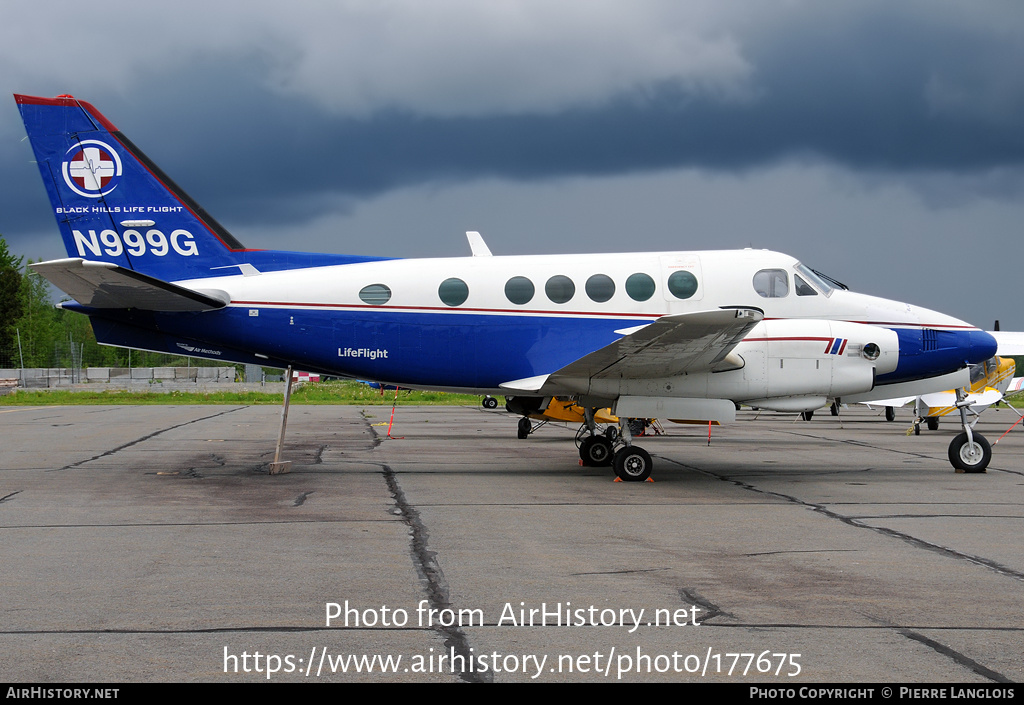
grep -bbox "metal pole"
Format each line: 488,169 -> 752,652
16,329 -> 23,383
269,365 -> 294,475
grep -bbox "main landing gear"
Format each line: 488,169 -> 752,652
948,388 -> 990,473
577,408 -> 653,482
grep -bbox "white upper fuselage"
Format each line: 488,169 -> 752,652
180,248 -> 967,332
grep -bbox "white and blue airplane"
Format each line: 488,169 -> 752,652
15,94 -> 999,479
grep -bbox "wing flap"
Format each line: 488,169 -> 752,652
30,258 -> 229,311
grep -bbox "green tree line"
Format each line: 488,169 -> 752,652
0,235 -> 225,370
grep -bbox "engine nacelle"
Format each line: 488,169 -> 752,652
737,319 -> 899,408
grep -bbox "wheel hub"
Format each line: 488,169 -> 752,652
623,455 -> 646,476
960,443 -> 983,465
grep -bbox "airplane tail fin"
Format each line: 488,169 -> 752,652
15,94 -> 249,282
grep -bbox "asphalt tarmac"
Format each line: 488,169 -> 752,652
1,403 -> 1022,683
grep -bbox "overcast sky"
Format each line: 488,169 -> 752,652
2,1 -> 1022,328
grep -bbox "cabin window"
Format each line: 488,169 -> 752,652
504,276 -> 535,305
794,274 -> 817,296
970,361 -> 988,385
667,270 -> 699,299
753,269 -> 789,298
585,274 -> 615,303
438,278 -> 469,306
625,272 -> 656,301
358,283 -> 392,305
545,275 -> 575,304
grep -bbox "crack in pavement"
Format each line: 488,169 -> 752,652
679,587 -> 733,622
897,627 -> 1012,683
381,463 -> 490,683
660,455 -> 1024,583
53,408 -> 248,471
659,454 -> 1020,681
361,410 -> 488,683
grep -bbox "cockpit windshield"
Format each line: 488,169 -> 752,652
794,263 -> 835,297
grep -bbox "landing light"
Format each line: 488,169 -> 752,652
862,343 -> 880,361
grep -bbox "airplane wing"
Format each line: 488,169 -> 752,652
858,396 -> 915,408
920,388 -> 1005,412
31,258 -> 229,312
990,331 -> 1024,356
502,307 -> 762,393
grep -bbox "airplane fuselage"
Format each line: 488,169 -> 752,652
78,248 -> 993,410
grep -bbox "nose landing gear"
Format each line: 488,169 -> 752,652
949,388 -> 990,473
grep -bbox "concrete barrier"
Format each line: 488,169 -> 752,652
0,367 -> 240,390
86,368 -> 110,382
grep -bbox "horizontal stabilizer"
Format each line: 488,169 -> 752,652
30,258 -> 229,311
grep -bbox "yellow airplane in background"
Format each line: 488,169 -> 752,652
908,356 -> 1015,432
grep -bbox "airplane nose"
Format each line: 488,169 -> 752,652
968,329 -> 998,364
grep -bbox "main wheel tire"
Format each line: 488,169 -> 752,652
482,396 -> 498,409
926,416 -> 939,431
613,446 -> 652,482
579,436 -> 613,466
517,416 -> 531,439
885,406 -> 895,422
830,402 -> 839,416
800,410 -> 814,421
948,432 -> 991,473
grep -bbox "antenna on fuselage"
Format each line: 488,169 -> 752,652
466,231 -> 493,257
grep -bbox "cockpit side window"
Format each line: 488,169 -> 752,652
794,263 -> 834,296
753,269 -> 789,298
794,274 -> 817,296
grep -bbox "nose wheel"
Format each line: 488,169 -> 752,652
948,432 -> 991,473
948,388 -> 990,473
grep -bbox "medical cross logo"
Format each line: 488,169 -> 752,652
62,140 -> 122,198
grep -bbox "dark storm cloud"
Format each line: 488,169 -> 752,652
104,14 -> 1024,211
3,2 -> 1022,251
